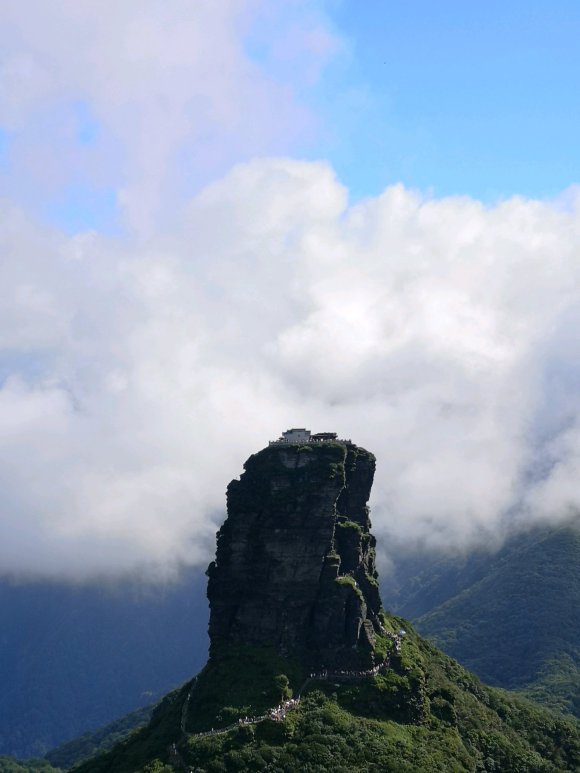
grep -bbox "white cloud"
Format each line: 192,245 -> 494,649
1,3 -> 580,579
0,0 -> 335,232
1,162 -> 580,577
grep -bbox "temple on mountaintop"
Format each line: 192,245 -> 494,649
269,428 -> 351,445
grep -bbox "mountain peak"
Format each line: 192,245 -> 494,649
75,440 -> 580,773
207,441 -> 382,668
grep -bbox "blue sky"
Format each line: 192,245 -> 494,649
0,1 -> 578,234
316,0 -> 580,202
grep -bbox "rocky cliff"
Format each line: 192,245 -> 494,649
206,441 -> 383,668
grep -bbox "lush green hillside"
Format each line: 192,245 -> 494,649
390,522 -> 580,717
0,571 -> 208,758
72,616 -> 580,773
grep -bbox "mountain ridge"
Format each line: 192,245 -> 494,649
390,521 -> 580,717
71,440 -> 580,772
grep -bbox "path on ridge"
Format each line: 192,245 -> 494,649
177,631 -> 404,740
168,632 -> 404,770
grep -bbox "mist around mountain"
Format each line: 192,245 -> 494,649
387,521 -> 580,718
0,571 -> 208,759
5,449 -> 580,771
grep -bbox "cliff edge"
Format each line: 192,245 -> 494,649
207,441 -> 382,667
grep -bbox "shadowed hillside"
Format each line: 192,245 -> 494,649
390,522 -> 580,717
0,571 -> 208,758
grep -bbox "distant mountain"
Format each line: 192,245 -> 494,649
0,758 -> 60,773
45,704 -> 151,770
0,570 -> 209,758
73,442 -> 580,772
388,522 -> 580,717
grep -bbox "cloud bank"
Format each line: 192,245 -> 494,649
2,162 -> 580,577
1,2 -> 580,579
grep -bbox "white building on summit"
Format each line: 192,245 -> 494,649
282,428 -> 311,443
270,429 -> 343,445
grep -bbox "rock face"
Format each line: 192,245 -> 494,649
206,441 -> 384,668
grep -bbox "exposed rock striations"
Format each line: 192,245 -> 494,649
206,441 -> 383,667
